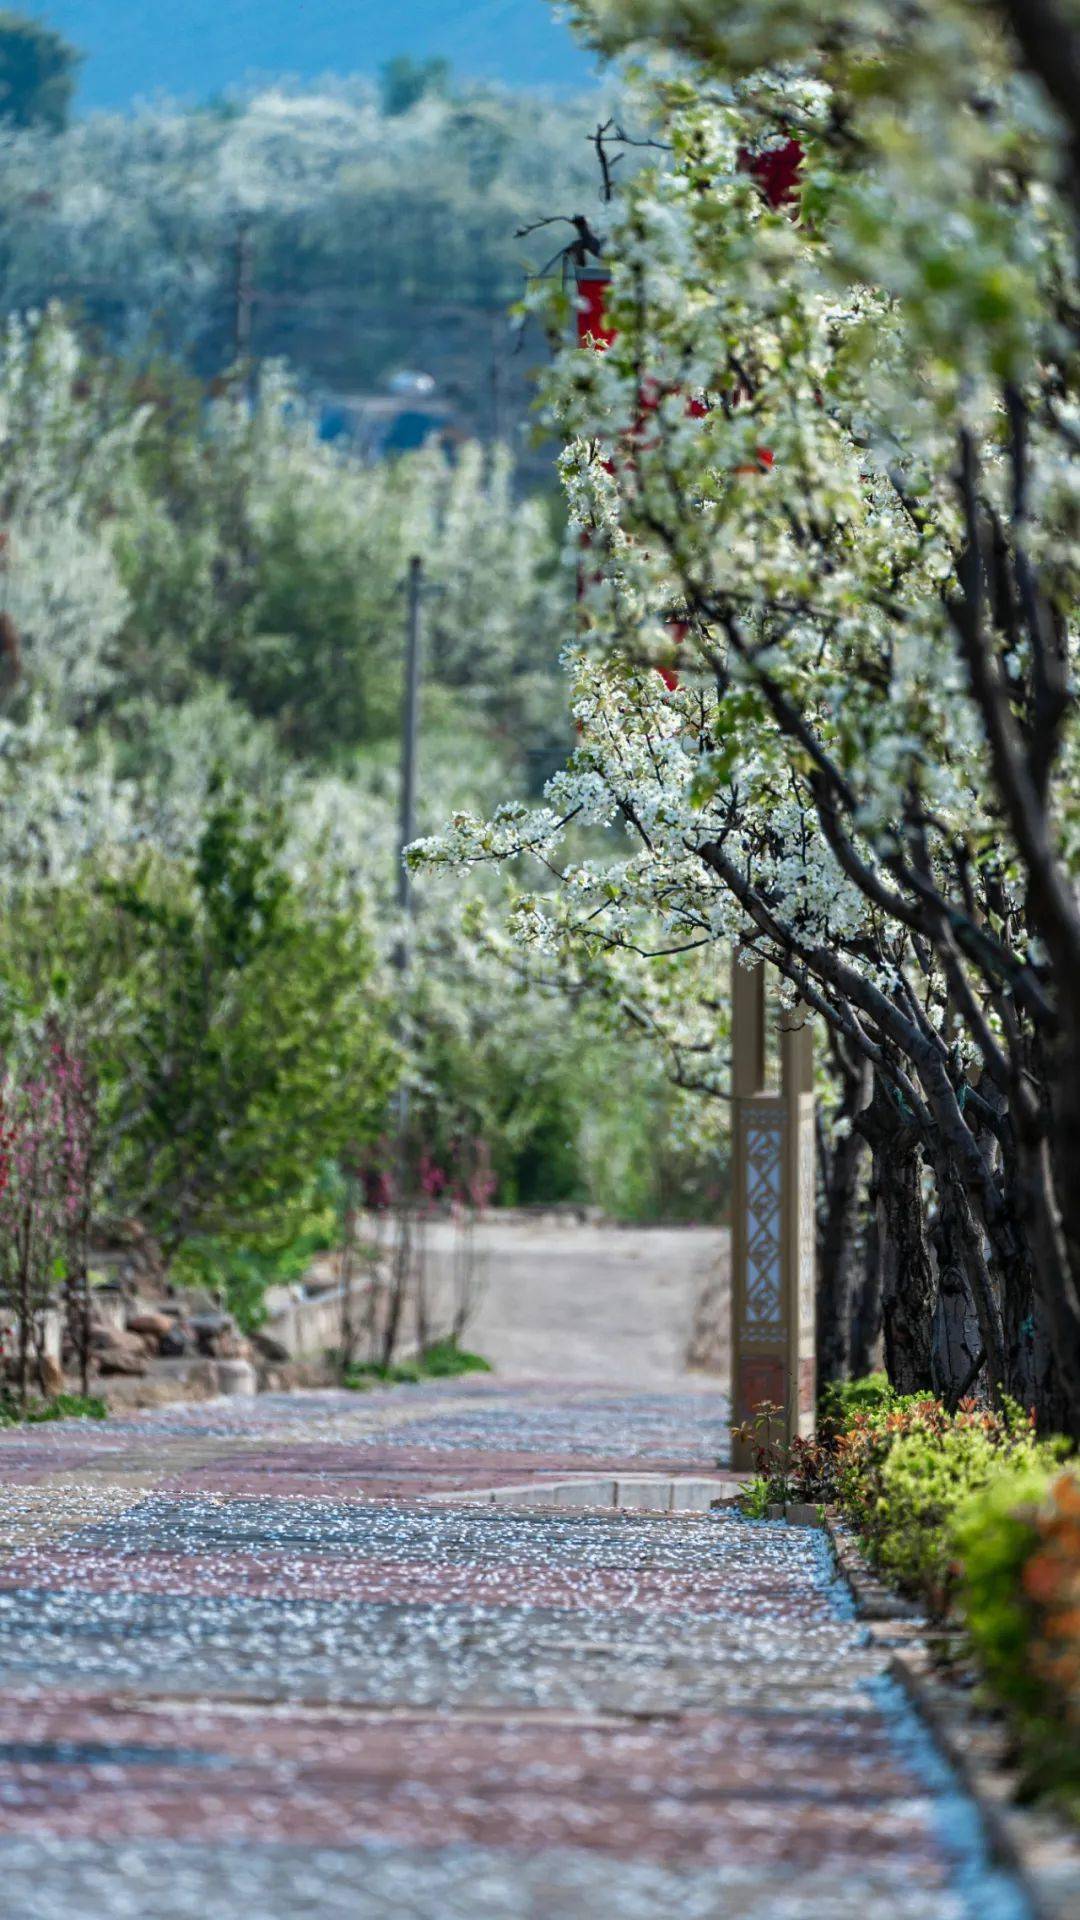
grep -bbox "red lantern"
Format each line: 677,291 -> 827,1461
738,137 -> 803,210
575,261 -> 617,351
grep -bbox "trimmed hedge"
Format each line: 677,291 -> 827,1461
836,1393 -> 1063,1613
956,1465 -> 1080,1812
828,1379 -> 1079,1813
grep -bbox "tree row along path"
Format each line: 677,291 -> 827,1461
0,1375 -> 1031,1919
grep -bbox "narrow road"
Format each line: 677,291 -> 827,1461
0,1376 -> 1028,1918
419,1214 -> 729,1384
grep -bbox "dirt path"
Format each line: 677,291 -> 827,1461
421,1214 -> 729,1386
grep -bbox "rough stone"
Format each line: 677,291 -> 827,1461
252,1329 -> 290,1364
126,1311 -> 173,1341
90,1326 -> 147,1362
95,1347 -> 147,1377
36,1354 -> 64,1397
191,1313 -> 236,1358
214,1358 -> 257,1396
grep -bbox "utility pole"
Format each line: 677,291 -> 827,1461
382,556 -> 424,1369
233,218 -> 255,400
490,311 -> 506,444
397,555 -> 423,948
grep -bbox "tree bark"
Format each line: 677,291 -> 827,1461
849,1182 -> 882,1378
928,1185 -> 983,1406
816,1044 -> 870,1387
1041,1014 -> 1080,1430
857,1081 -> 935,1394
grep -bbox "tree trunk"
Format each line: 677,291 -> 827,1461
849,1185 -> 882,1378
876,1142 -> 936,1393
381,1202 -> 411,1369
857,1079 -> 936,1394
816,1040 -> 871,1388
1039,1012 -> 1080,1434
928,1189 -> 983,1406
817,1117 -> 868,1387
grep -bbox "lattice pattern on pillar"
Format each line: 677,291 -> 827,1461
743,1111 -> 785,1338
798,1102 -> 816,1342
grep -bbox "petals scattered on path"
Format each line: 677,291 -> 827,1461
0,1382 -> 1030,1918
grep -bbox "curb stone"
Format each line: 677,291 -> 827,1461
766,1501 -> 825,1527
824,1507 -> 1080,1920
426,1474 -> 744,1513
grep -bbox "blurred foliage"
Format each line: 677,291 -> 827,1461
408,929 -> 728,1223
0,13 -> 79,133
0,75 -> 608,406
824,1376 -> 1080,1811
96,793 -> 396,1253
0,787 -> 396,1257
0,289 -> 726,1328
836,1393 -> 1063,1612
956,1466 -> 1080,1814
0,1389 -> 106,1424
346,1337 -> 492,1388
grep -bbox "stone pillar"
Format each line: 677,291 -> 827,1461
730,956 -> 816,1469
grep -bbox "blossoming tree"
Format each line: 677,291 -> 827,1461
415,0 -> 1080,1432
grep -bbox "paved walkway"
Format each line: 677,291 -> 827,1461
0,1380 -> 1029,1918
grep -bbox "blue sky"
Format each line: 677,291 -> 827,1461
32,2 -> 594,110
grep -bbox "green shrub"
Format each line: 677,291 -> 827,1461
827,1382 -> 1080,1807
818,1371 -> 897,1436
836,1394 -> 1062,1612
739,1478 -> 774,1520
954,1465 -> 1080,1811
98,793 -> 396,1258
731,1401 -> 838,1508
954,1462 -> 1058,1718
172,1178 -> 343,1332
0,1391 -> 107,1426
345,1338 -> 491,1389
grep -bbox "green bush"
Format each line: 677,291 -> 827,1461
346,1339 -> 491,1389
954,1465 -> 1080,1811
953,1462 -> 1058,1719
826,1379 -> 1080,1808
818,1371 -> 897,1436
0,1391 -> 107,1426
874,1419 -> 1054,1607
837,1393 -> 1061,1611
97,792 -> 396,1257
172,1168 -> 344,1331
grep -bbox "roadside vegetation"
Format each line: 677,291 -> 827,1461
739,1380 -> 1080,1815
345,1338 -> 492,1390
0,1389 -> 106,1425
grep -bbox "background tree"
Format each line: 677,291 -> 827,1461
0,13 -> 79,132
380,55 -> 451,117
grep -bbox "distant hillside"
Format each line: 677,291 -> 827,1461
27,1 -> 595,111
0,78 -> 608,477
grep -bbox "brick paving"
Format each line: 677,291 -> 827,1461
0,1379 -> 1030,1918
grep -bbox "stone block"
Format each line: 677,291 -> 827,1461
553,1479 -> 616,1508
785,1502 -> 823,1528
615,1479 -> 672,1511
668,1479 -> 724,1513
215,1359 -> 257,1397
